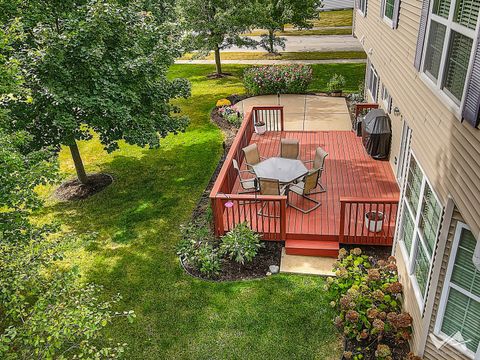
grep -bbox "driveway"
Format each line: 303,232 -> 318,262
225,35 -> 362,52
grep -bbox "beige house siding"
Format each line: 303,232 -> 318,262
423,208 -> 471,360
354,0 -> 480,357
353,0 -> 480,238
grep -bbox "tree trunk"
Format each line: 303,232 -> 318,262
214,45 -> 222,75
268,30 -> 275,54
69,141 -> 89,184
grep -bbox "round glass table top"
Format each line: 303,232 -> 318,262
253,157 -> 308,183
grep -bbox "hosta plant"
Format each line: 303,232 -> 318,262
220,222 -> 263,264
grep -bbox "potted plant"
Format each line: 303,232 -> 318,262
254,120 -> 267,135
365,211 -> 384,233
327,74 -> 346,97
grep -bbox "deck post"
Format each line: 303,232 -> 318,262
214,197 -> 224,236
339,200 -> 346,243
280,108 -> 284,131
280,198 -> 287,241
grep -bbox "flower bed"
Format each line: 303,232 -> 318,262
326,248 -> 420,360
243,65 -> 313,95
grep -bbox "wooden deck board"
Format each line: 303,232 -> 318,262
230,130 -> 400,240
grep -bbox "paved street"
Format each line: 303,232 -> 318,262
321,0 -> 354,10
224,35 -> 361,52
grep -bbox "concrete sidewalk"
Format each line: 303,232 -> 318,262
175,58 -> 366,65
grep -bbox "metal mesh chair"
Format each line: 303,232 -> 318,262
280,138 -> 300,159
304,146 -> 328,193
232,159 -> 257,193
288,169 -> 322,214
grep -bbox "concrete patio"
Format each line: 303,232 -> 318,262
236,94 -> 352,131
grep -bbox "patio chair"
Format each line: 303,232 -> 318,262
288,169 -> 322,214
242,143 -> 265,171
280,138 -> 300,159
257,178 -> 287,217
232,159 -> 257,194
304,146 -> 328,193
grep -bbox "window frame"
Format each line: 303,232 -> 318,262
381,84 -> 392,113
398,151 -> 443,312
434,222 -> 480,359
357,0 -> 367,17
420,0 -> 480,116
381,0 -> 395,26
368,63 -> 379,102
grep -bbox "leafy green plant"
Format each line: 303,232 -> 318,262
327,248 -> 413,360
177,222 -> 222,277
327,73 -> 346,93
218,105 -> 243,127
243,64 -> 313,95
220,222 -> 263,264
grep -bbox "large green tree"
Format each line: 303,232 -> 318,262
177,0 -> 257,76
256,0 -> 322,53
2,0 -> 190,185
0,24 -> 134,359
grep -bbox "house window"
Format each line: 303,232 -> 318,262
435,223 -> 480,358
383,0 -> 395,20
399,152 -> 443,309
381,84 -> 392,113
422,0 -> 480,105
358,0 -> 367,15
368,63 -> 379,102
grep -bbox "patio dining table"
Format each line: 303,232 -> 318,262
252,157 -> 308,184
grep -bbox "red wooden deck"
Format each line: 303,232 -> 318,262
210,106 -> 400,257
232,130 -> 400,240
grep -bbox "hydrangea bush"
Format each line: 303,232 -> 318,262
326,248 -> 414,360
243,65 -> 313,95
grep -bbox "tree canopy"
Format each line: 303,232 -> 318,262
2,0 -> 190,184
0,24 -> 134,358
177,0 -> 257,75
255,0 -> 321,53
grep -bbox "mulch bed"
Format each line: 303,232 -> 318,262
342,336 -> 410,360
54,173 -> 113,201
181,241 -> 283,281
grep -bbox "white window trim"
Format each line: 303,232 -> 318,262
397,151 -> 443,312
368,64 -> 379,102
420,0 -> 480,118
381,0 -> 394,27
396,121 -> 412,184
434,222 -> 480,360
381,84 -> 392,113
357,0 -> 367,17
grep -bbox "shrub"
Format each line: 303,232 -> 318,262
220,222 -> 263,264
243,65 -> 313,96
177,223 -> 222,277
327,73 -> 346,93
327,248 -> 413,359
216,98 -> 231,107
218,105 -> 243,127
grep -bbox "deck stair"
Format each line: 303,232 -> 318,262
285,239 -> 339,258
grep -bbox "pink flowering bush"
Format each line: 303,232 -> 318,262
243,65 -> 313,95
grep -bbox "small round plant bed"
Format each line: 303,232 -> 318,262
180,241 -> 282,282
54,173 -> 113,201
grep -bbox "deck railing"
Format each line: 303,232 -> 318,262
339,197 -> 399,245
252,106 -> 284,132
210,106 -> 286,239
212,194 -> 287,241
354,103 -> 379,118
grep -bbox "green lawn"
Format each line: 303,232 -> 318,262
38,64 -> 365,359
181,51 -> 366,61
244,9 -> 354,36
